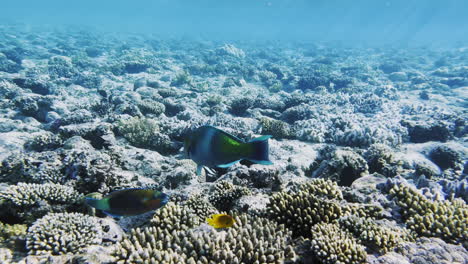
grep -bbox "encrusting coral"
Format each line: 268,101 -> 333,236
26,212 -> 103,255
386,181 -> 468,247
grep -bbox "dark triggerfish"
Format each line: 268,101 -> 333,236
85,188 -> 169,217
184,125 -> 273,175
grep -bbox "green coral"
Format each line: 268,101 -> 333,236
388,182 -> 468,247
339,216 -> 414,254
310,223 -> 367,264
259,117 -> 293,139
26,212 -> 102,255
208,181 -> 251,211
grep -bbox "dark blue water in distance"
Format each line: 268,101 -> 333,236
2,0 -> 468,45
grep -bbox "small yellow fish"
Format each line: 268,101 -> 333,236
206,214 -> 235,228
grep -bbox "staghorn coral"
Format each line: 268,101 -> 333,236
310,222 -> 366,264
338,216 -> 414,254
208,181 -> 251,211
0,183 -> 83,223
114,213 -> 295,264
26,212 -> 103,255
387,181 -> 468,247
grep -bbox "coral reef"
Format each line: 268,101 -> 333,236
208,181 -> 251,211
312,147 -> 368,186
0,182 -> 83,223
310,222 -> 367,264
338,216 -> 414,254
26,212 -> 103,255
385,180 -> 468,247
114,212 -> 295,264
0,24 -> 467,263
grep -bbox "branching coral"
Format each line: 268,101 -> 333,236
387,182 -> 468,247
0,182 -> 83,223
0,182 -> 82,207
150,203 -> 200,233
310,223 -> 366,264
24,132 -> 63,152
183,194 -> 218,220
0,221 -> 27,250
26,212 -> 102,255
339,216 -> 414,254
114,213 -> 295,264
267,179 -> 345,237
208,181 -> 251,211
267,179 -> 384,239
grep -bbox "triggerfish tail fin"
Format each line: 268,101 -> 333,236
85,197 -> 110,211
246,135 -> 273,165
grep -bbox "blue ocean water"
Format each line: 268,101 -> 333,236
1,0 -> 468,44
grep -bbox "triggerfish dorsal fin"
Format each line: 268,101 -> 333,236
246,135 -> 273,165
